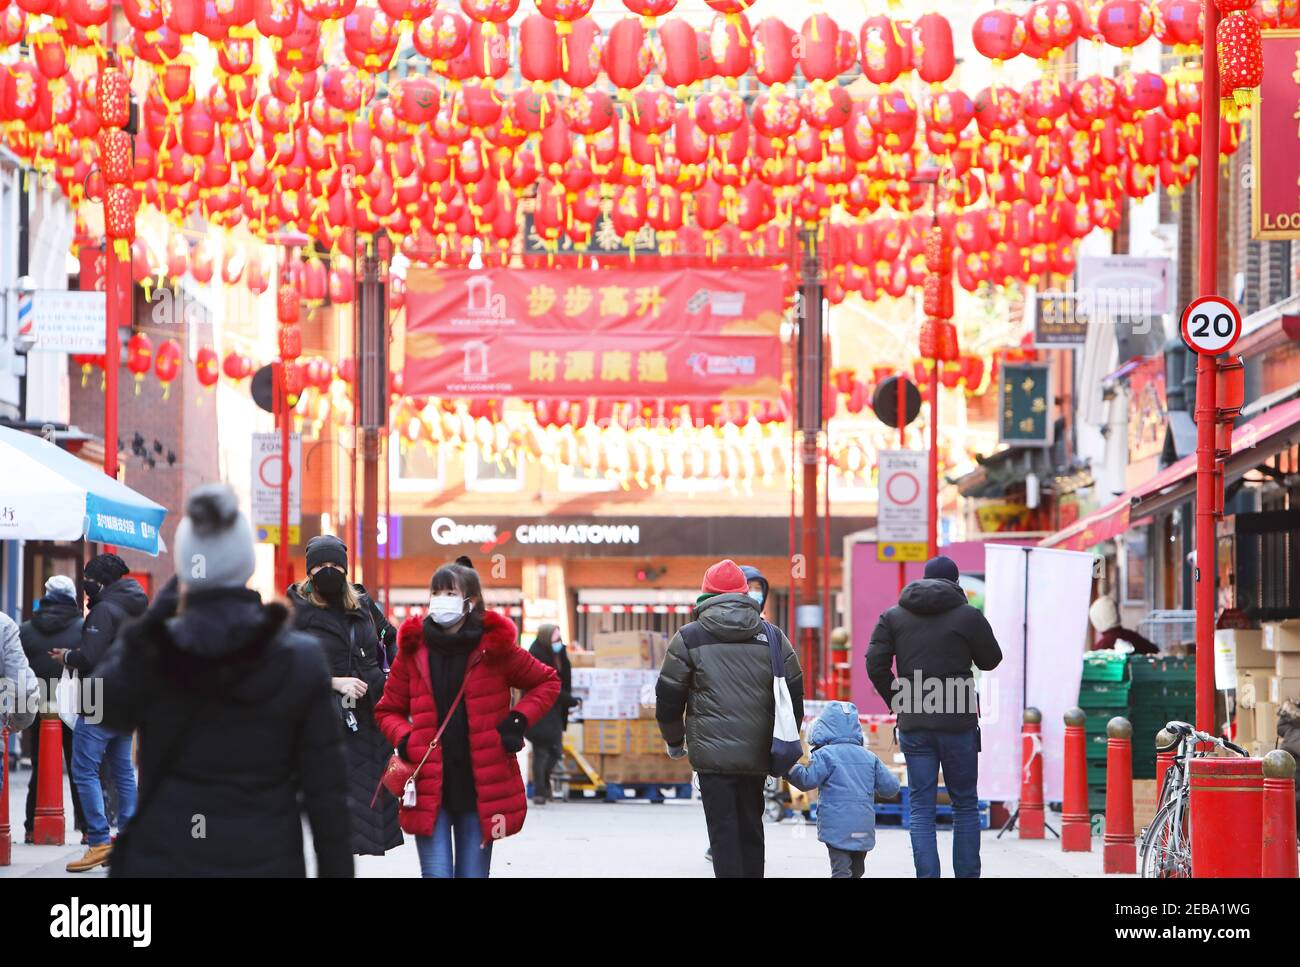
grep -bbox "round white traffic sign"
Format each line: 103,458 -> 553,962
1180,296 -> 1242,355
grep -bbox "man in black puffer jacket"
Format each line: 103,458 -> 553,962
657,559 -> 803,879
20,575 -> 86,841
867,555 -> 1001,880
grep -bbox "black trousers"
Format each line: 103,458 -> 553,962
23,721 -> 85,835
827,846 -> 867,879
531,738 -> 563,799
698,773 -> 766,878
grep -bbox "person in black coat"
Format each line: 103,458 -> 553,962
866,555 -> 1002,880
19,575 -> 86,841
97,485 -> 353,876
288,534 -> 402,856
524,624 -> 579,805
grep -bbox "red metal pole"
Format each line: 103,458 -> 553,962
280,361 -> 292,589
0,727 -> 10,865
32,716 -> 66,844
802,433 -> 819,698
928,363 -> 939,559
1194,0 -> 1222,736
1261,750 -> 1299,878
1103,717 -> 1136,874
1061,708 -> 1092,852
104,248 -> 122,485
1019,708 -> 1045,839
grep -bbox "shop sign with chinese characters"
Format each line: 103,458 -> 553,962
402,268 -> 786,399
998,363 -> 1053,446
1252,31 -> 1300,239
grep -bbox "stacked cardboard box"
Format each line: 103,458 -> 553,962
572,668 -> 658,720
584,706 -> 691,783
1232,625 -> 1298,754
591,630 -> 669,670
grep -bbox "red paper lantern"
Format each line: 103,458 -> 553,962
912,12 -> 956,84
195,346 -> 220,389
155,338 -> 182,399
1097,0 -> 1154,48
222,351 -> 254,381
126,332 -> 154,392
752,17 -> 796,86
1217,11 -> 1263,105
971,8 -> 1025,61
1026,0 -> 1080,51
859,15 -> 905,85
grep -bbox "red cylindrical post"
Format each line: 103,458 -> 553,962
928,364 -> 939,559
1194,0 -> 1221,736
897,376 -> 907,594
1190,756 -> 1264,877
1061,708 -> 1092,852
1261,750 -> 1298,878
32,715 -> 66,845
1155,729 -> 1177,796
0,727 -> 10,865
1019,707 -> 1045,839
1103,717 -> 1136,873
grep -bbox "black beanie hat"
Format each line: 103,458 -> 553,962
923,555 -> 960,582
85,553 -> 129,585
305,534 -> 349,571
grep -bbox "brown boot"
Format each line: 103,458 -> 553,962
66,843 -> 112,873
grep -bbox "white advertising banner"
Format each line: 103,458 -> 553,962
979,544 -> 1095,803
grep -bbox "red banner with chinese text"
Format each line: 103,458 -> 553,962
1254,31 -> 1300,239
402,268 -> 787,400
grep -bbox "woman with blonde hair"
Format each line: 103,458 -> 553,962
288,534 -> 402,857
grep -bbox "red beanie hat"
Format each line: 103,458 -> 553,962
701,559 -> 748,596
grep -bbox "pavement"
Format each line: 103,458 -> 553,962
2,763 -> 1126,878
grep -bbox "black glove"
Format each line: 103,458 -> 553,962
397,735 -> 411,763
497,711 -> 528,753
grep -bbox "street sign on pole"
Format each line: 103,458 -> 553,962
251,432 -> 301,543
878,449 -> 929,562
1180,295 -> 1242,356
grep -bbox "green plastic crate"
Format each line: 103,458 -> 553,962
1085,707 -> 1130,736
1128,655 -> 1195,685
1132,683 -> 1195,703
1087,759 -> 1110,785
1083,651 -> 1129,682
1086,734 -> 1110,760
1088,785 -> 1108,814
1078,681 -> 1131,708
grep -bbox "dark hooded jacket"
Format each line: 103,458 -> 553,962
866,578 -> 1003,732
656,593 -> 803,775
65,577 -> 149,678
95,587 -> 353,876
524,629 -> 578,747
20,594 -> 83,682
287,584 -> 402,856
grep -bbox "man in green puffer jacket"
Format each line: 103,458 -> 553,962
656,559 -> 803,879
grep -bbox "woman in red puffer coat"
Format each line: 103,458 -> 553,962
374,558 -> 559,877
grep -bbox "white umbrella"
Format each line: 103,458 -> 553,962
0,425 -> 167,556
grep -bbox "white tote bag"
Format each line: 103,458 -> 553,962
764,622 -> 803,775
56,667 -> 80,730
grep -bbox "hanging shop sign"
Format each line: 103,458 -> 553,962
1254,31 -> 1300,239
403,268 -> 785,400
1077,256 -> 1174,319
1126,356 -> 1168,464
523,213 -> 658,256
27,290 -> 107,354
998,363 -> 1053,447
1031,291 -> 1090,346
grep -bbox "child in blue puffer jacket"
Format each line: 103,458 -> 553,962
786,701 -> 901,878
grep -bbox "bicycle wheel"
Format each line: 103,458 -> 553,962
1140,796 -> 1191,878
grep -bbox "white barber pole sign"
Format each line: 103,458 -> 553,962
1180,295 -> 1242,356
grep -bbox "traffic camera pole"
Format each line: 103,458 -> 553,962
1195,0 -> 1221,735
897,375 -> 907,593
358,237 -> 388,593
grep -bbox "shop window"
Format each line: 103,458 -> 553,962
557,463 -> 618,493
465,443 -> 524,492
389,433 -> 444,492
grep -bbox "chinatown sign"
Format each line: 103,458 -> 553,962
402,268 -> 785,400
1254,31 -> 1300,239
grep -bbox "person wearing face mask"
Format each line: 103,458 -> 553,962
374,558 -> 560,877
740,565 -> 770,616
524,624 -> 581,805
288,535 -> 402,857
57,553 -> 148,873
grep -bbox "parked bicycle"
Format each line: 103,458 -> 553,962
1138,720 -> 1249,878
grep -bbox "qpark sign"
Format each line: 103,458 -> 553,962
428,516 -> 642,555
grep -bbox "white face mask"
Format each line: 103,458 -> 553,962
429,595 -> 467,627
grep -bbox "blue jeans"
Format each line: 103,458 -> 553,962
72,718 -> 137,847
899,727 -> 981,879
415,809 -> 493,878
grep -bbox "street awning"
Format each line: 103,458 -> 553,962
1041,395 -> 1300,550
0,425 -> 166,555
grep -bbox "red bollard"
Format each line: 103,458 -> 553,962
33,715 -> 66,845
1261,750 -> 1298,878
1019,707 -> 1045,839
1103,717 -> 1136,874
0,726 -> 10,866
1154,729 -> 1176,797
1061,707 -> 1091,852
1190,756 -> 1264,877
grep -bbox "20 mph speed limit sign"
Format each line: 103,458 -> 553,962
1180,296 -> 1243,355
